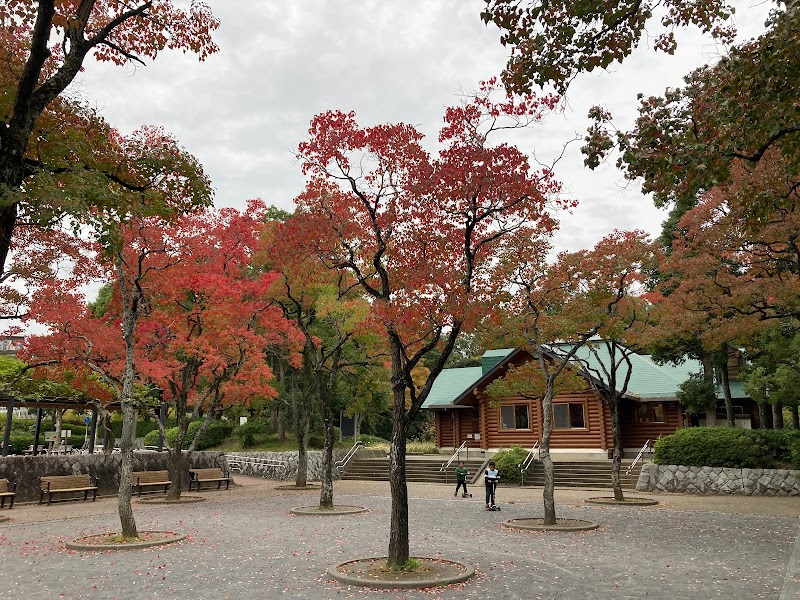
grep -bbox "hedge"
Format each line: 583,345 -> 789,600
654,427 -> 800,469
142,419 -> 234,450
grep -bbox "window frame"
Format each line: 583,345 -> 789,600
499,403 -> 531,431
635,402 -> 666,424
552,400 -> 587,430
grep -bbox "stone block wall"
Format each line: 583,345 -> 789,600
0,451 -> 227,504
228,448 -> 385,481
637,463 -> 800,496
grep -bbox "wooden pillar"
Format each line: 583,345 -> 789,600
2,398 -> 13,456
33,408 -> 43,454
88,406 -> 98,454
476,391 -> 489,450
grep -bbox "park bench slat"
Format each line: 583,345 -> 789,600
0,478 -> 16,509
40,474 -> 98,505
189,467 -> 231,491
132,470 -> 172,496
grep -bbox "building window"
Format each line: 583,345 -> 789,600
500,405 -> 530,430
636,403 -> 666,423
553,402 -> 586,429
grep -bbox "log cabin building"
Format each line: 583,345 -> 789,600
422,347 -> 755,458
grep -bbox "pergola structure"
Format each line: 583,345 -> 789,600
1,395 -> 103,456
2,393 -> 170,457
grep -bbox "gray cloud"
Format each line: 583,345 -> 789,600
72,0 -> 771,250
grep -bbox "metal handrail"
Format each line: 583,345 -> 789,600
225,453 -> 289,473
334,440 -> 363,474
440,440 -> 469,472
625,439 -> 651,476
518,441 -> 540,485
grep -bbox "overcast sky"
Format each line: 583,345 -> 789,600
68,0 -> 771,249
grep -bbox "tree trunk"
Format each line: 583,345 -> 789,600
167,448 -> 185,500
540,387 -> 556,525
270,406 -> 277,434
319,383 -> 335,510
719,361 -> 735,427
609,395 -> 625,502
0,204 -> 17,280
791,405 -> 799,430
759,401 -> 771,429
167,417 -> 186,500
292,374 -> 310,487
53,409 -> 63,454
387,384 -> 410,567
773,401 -> 784,430
116,256 -> 139,538
278,405 -> 286,442
702,354 -> 717,427
118,399 -> 138,537
102,410 -> 115,454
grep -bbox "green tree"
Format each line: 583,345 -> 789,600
0,2 -> 218,283
481,0 -> 739,94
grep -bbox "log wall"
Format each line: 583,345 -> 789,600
620,400 -> 683,448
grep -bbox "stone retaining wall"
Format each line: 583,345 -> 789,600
228,448 -> 385,481
636,463 -> 800,496
0,451 -> 227,504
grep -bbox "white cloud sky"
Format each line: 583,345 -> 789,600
26,0 -> 767,330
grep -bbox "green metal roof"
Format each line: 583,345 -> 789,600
481,348 -> 515,375
422,344 -> 751,408
421,366 -> 483,408
556,343 -> 748,401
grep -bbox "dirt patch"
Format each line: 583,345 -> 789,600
66,530 -> 186,551
290,505 -> 367,515
328,556 -> 475,589
136,495 -> 206,505
586,497 -> 659,506
503,518 -> 599,532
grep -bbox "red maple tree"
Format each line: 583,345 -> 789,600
295,80 -> 570,565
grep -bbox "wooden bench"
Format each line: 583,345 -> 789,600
0,478 -> 16,509
189,468 -> 231,491
40,474 -> 98,505
132,470 -> 171,496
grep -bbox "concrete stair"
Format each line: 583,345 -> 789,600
520,460 -> 643,491
342,455 -> 646,490
341,456 -> 487,484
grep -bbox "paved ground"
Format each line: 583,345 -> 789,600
0,477 -> 798,599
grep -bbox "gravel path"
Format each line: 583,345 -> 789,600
0,478 -> 797,599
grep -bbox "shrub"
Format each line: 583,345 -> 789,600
307,433 -> 325,448
144,426 -> 180,447
136,420 -> 160,438
192,419 -> 234,450
749,428 -> 800,464
6,431 -> 34,454
654,427 -> 778,468
491,445 -> 528,484
10,419 -> 37,432
234,420 -> 268,448
791,438 -> 800,469
143,429 -> 161,447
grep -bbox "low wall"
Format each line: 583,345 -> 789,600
637,463 -> 800,496
229,448 -> 385,481
0,451 -> 227,504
